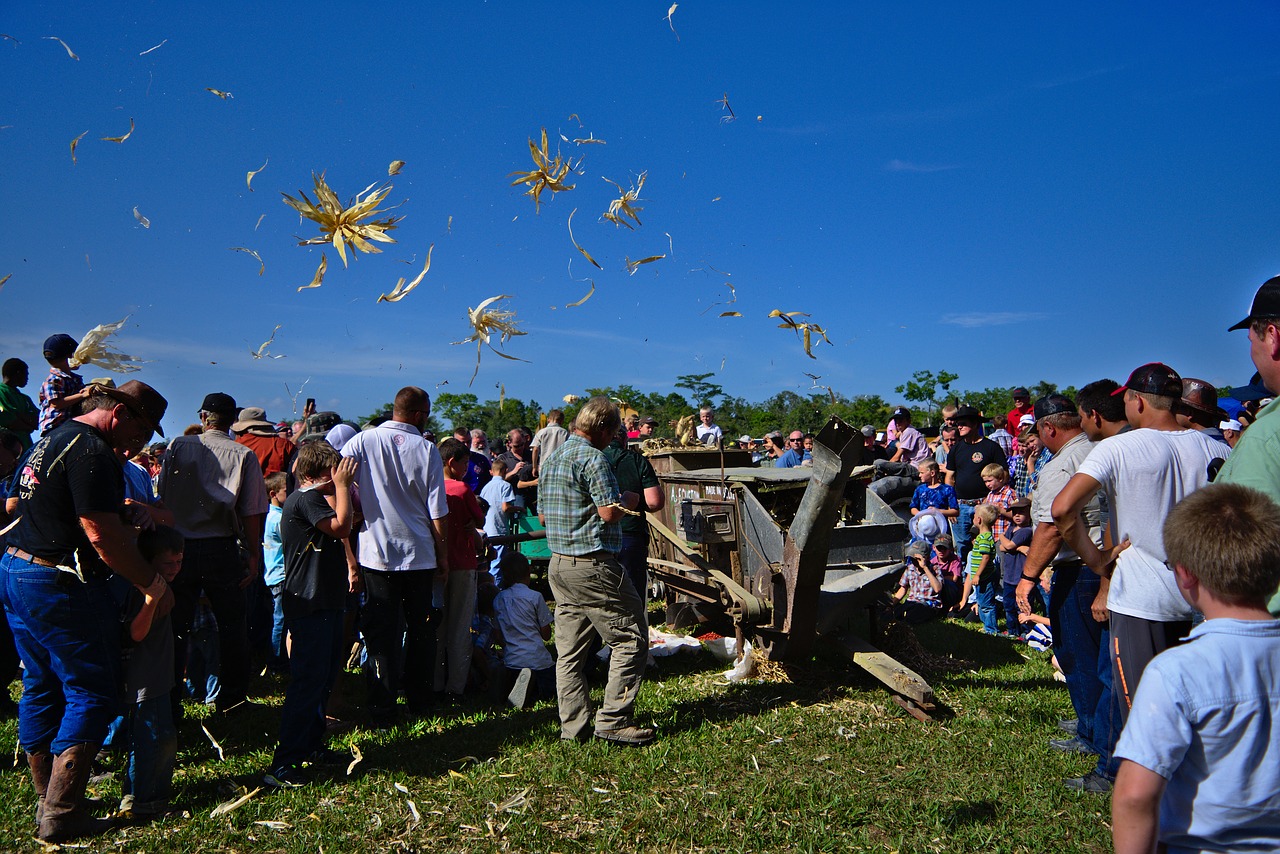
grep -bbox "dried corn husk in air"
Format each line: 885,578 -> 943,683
769,309 -> 832,359
282,172 -> 403,267
452,295 -> 529,385
602,172 -> 645,229
509,128 -> 577,211
378,245 -> 433,303
70,317 -> 145,373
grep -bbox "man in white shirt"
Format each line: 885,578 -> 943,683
341,386 -> 449,726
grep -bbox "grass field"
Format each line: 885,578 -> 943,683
0,616 -> 1115,853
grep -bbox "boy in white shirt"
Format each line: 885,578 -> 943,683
493,552 -> 554,707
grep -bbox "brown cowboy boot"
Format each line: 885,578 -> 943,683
26,751 -> 52,825
37,743 -> 114,843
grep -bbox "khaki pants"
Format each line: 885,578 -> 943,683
548,552 -> 646,739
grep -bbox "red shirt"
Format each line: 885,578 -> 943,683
236,433 -> 296,476
444,478 -> 485,571
1005,404 -> 1033,437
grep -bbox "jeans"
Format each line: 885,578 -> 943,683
974,576 -> 998,634
269,584 -> 287,669
362,569 -> 439,721
952,503 -> 976,563
1,553 -> 121,754
185,609 -> 221,704
170,537 -> 250,711
120,693 -> 177,813
273,608 -> 344,769
547,552 -> 646,739
1048,564 -> 1113,772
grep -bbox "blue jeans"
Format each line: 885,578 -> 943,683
185,611 -> 221,704
269,585 -> 287,669
1048,564 -> 1113,773
273,608 -> 344,769
975,576 -> 998,634
1,553 -> 121,753
952,503 -> 976,563
121,693 -> 177,813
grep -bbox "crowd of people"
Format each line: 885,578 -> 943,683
3,275 -> 1280,851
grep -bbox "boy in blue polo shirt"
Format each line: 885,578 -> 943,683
1112,484 -> 1280,854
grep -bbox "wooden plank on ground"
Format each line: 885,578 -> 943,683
833,634 -> 935,708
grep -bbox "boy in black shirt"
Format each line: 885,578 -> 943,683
263,443 -> 356,789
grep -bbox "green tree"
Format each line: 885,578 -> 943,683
674,373 -> 723,408
894,370 -> 959,423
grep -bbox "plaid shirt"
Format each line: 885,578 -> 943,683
37,368 -> 84,435
900,560 -> 941,607
538,433 -> 622,555
984,484 -> 1017,539
1011,449 -> 1053,497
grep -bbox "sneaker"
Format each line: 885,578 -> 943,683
594,724 -> 656,746
263,765 -> 309,789
507,668 -> 533,709
1057,718 -> 1078,735
1064,770 -> 1112,793
1050,737 -> 1096,755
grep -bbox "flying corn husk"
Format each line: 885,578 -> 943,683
44,36 -> 78,60
717,92 -> 735,123
133,206 -> 150,228
298,254 -> 328,292
566,280 -> 595,308
205,87 -> 233,99
139,39 -> 167,56
799,322 -> 832,359
665,4 -> 680,40
509,128 -> 577,211
573,134 -> 606,145
447,215 -> 453,233
70,318 -> 144,373
719,311 -> 741,317
0,273 -> 11,291
70,131 -> 88,164
770,310 -> 830,359
602,172 -> 645,229
567,209 -> 602,270
246,158 -> 267,192
254,214 -> 266,230
498,383 -> 506,411
282,172 -> 403,267
251,325 -> 284,359
378,245 -> 433,303
230,247 -> 264,276
563,394 -> 580,405
101,118 -> 135,143
210,786 -> 260,817
452,295 -> 529,385
624,254 -> 664,275
388,160 -> 405,176
1,34 -> 19,45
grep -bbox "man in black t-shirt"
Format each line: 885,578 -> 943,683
946,405 -> 1007,561
3,380 -> 168,843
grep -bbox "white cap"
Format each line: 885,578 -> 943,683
1220,419 -> 1243,432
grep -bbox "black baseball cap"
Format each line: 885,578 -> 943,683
639,416 -> 658,425
1011,387 -> 1030,399
891,406 -> 911,421
1112,363 -> 1182,398
1228,275 -> 1280,332
1033,394 -> 1076,422
42,333 -> 78,359
200,392 -> 237,413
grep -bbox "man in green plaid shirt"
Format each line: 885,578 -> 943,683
538,396 -> 652,746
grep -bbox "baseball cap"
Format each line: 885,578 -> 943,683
42,333 -> 78,360
860,425 -> 876,438
891,406 -> 911,421
904,540 -> 931,561
1018,413 -> 1036,428
1009,495 -> 1031,512
739,434 -> 752,442
1228,274 -> 1280,332
200,392 -> 237,413
1011,387 -> 1030,399
1220,419 -> 1243,431
1112,363 -> 1182,398
639,416 -> 658,426
1033,394 -> 1076,421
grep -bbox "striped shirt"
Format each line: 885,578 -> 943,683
538,433 -> 622,555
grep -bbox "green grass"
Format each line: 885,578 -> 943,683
0,618 -> 1114,853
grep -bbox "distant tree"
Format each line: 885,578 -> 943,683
894,370 -> 959,423
434,391 -> 540,440
674,373 -> 723,408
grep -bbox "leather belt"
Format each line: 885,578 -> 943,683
958,498 -> 982,506
5,546 -> 65,568
552,551 -> 613,563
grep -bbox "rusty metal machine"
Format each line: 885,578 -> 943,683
644,416 -> 936,718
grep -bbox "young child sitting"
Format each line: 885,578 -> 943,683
998,496 -> 1034,638
1112,484 -> 1280,854
909,460 -> 958,520
931,533 -> 963,609
114,525 -> 185,820
262,471 -> 289,672
888,540 -> 944,624
493,551 -> 555,708
264,442 -> 356,789
959,503 -> 1000,634
35,333 -> 90,436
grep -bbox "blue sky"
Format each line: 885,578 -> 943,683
2,2 -> 1278,435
